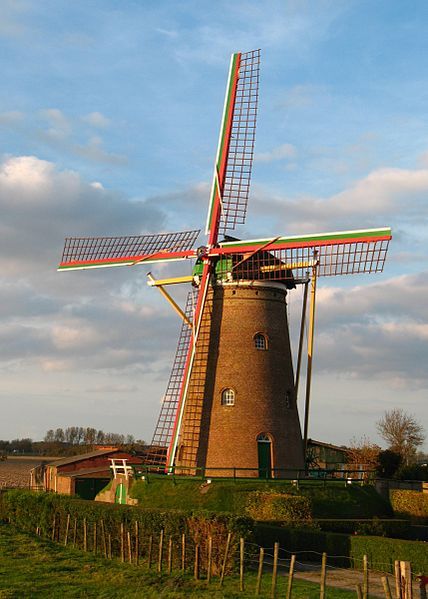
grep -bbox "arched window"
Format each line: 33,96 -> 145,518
221,388 -> 235,406
254,332 -> 267,350
257,433 -> 271,442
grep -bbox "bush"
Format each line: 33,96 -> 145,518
396,464 -> 428,482
0,490 -> 254,574
390,489 -> 428,523
245,491 -> 312,524
376,450 -> 402,478
350,535 -> 428,572
314,518 -> 410,538
255,522 -> 428,572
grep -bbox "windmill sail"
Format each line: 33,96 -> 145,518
58,230 -> 200,271
214,227 -> 391,280
206,49 -> 261,242
219,49 -> 260,234
146,291 -> 197,466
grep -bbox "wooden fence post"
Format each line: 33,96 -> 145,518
93,521 -> 97,555
148,535 -> 153,569
256,547 -> 264,596
363,554 -> 369,599
83,517 -> 87,551
64,514 -> 70,547
108,533 -> 112,560
72,517 -> 77,548
271,542 -> 279,599
320,552 -> 327,599
157,529 -> 164,573
51,514 -> 56,542
395,561 -> 402,599
100,519 -> 107,558
356,583 -> 363,599
239,537 -> 245,592
286,555 -> 296,599
181,533 -> 186,572
167,537 -> 173,575
400,561 -> 412,599
134,521 -> 139,566
382,576 -> 393,599
120,523 -> 125,562
219,532 -> 232,587
207,536 -> 213,583
194,544 -> 200,581
127,531 -> 132,564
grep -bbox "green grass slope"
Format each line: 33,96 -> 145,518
130,478 -> 391,519
0,524 -> 358,598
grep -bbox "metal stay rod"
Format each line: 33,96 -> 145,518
147,273 -> 192,328
303,256 -> 318,466
295,277 -> 309,399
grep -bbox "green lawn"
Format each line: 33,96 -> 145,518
0,524 -> 357,599
131,477 -> 391,518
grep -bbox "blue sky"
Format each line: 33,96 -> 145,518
0,0 -> 427,451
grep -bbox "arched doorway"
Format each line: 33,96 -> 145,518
257,433 -> 273,479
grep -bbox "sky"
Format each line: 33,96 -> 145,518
0,0 -> 427,451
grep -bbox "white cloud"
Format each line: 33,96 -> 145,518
74,136 -> 127,165
256,143 -> 297,163
0,110 -> 25,125
39,108 -> 71,139
81,112 -> 110,129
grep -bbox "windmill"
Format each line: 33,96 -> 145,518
59,50 -> 391,477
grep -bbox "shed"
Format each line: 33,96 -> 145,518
40,448 -> 140,499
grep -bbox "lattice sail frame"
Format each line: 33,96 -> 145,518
59,230 -> 200,270
219,49 -> 260,234
146,291 -> 196,465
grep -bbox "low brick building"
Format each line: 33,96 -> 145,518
38,448 -> 140,499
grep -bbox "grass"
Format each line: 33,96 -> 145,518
0,523 -> 358,598
130,477 -> 391,519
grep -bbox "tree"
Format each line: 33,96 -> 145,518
376,408 -> 425,465
376,449 -> 402,478
347,436 -> 381,480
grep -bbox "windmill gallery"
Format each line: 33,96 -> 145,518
58,50 -> 391,478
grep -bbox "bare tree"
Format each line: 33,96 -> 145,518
376,409 -> 425,465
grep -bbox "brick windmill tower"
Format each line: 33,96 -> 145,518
59,50 -> 391,477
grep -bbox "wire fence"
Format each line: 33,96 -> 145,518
26,514 -> 420,599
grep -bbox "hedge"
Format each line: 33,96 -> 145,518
390,490 -> 428,523
314,518 -> 410,538
0,490 -> 254,573
244,491 -> 312,524
255,523 -> 428,572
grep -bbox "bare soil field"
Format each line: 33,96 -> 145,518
0,456 -> 57,489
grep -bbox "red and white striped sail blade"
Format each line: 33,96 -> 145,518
212,227 -> 392,279
205,49 -> 260,245
146,291 -> 196,466
58,230 -> 200,271
165,259 -> 212,470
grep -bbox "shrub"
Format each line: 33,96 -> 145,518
314,518 -> 409,538
390,490 -> 428,523
0,490 -> 254,574
254,522 -> 428,572
245,491 -> 312,524
350,535 -> 428,572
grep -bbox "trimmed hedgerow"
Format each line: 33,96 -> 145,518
314,518 -> 410,538
390,489 -> 428,523
254,523 -> 428,572
350,535 -> 428,572
245,491 -> 312,524
0,490 -> 254,573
